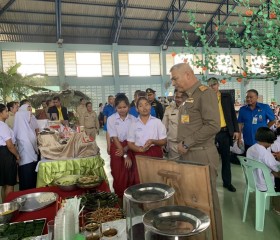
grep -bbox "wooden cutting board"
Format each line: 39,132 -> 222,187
136,156 -> 215,240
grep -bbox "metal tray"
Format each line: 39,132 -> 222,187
143,205 -> 210,237
124,183 -> 175,203
14,192 -> 58,212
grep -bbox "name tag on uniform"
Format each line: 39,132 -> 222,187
252,117 -> 258,124
181,114 -> 190,124
185,98 -> 194,103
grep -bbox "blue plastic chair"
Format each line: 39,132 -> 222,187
238,156 -> 280,231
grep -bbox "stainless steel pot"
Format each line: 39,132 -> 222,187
124,183 -> 175,240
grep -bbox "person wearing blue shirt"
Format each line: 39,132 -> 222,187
103,95 -> 116,131
103,95 -> 116,154
238,89 -> 275,153
129,91 -> 156,117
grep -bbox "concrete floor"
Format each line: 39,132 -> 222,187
96,130 -> 280,240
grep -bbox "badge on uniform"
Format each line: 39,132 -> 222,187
185,98 -> 194,103
252,117 -> 258,124
181,114 -> 190,124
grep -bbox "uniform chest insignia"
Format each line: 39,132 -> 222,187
199,85 -> 208,92
185,98 -> 194,103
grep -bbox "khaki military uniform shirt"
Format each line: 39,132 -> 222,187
80,110 -> 99,130
76,105 -> 86,123
6,112 -> 15,129
162,102 -> 181,160
178,82 -> 220,149
162,102 -> 179,142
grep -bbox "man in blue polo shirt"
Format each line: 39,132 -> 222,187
238,89 -> 275,153
103,95 -> 116,154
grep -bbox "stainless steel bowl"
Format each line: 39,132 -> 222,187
0,202 -> 20,224
54,175 -> 79,192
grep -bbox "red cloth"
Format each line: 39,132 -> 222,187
129,145 -> 163,185
110,141 -> 133,198
5,181 -> 110,234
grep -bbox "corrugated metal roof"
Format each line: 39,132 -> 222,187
0,0 -> 266,46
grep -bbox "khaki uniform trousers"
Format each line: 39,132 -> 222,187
85,128 -> 97,140
167,140 -> 180,161
181,145 -> 223,240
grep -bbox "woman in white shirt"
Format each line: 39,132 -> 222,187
107,94 -> 136,199
127,97 -> 167,184
14,104 -> 38,190
0,104 -> 20,201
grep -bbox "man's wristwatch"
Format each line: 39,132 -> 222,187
182,142 -> 188,150
123,154 -> 128,158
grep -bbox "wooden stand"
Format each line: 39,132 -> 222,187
136,156 -> 216,240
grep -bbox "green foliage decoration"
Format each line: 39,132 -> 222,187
179,0 -> 280,84
0,63 -> 49,104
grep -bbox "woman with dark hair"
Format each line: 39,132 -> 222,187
0,104 -> 20,201
107,94 -> 136,200
127,97 -> 167,184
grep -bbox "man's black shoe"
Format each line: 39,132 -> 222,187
223,184 -> 236,192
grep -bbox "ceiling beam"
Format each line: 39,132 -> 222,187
0,0 -> 16,16
0,20 -> 190,32
6,9 -> 245,25
194,0 -> 229,46
154,0 -> 188,46
206,0 -> 238,45
32,0 -> 261,10
110,0 -> 129,43
55,0 -> 62,41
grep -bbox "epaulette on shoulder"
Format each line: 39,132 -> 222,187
199,85 -> 209,92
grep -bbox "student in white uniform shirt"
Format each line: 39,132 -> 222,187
107,94 -> 136,199
127,96 -> 167,184
14,104 -> 39,190
246,127 -> 280,212
247,127 -> 280,190
0,104 -> 20,201
271,127 -> 280,153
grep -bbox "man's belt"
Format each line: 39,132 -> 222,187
189,146 -> 208,151
220,126 -> 228,132
86,127 -> 96,129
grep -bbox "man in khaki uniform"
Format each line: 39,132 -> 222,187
76,98 -> 87,124
80,102 -> 99,139
170,63 -> 222,240
162,89 -> 187,160
6,101 -> 19,129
